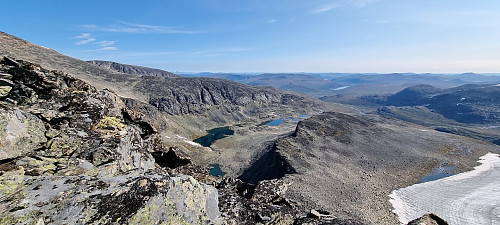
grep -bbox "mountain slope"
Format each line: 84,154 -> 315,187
240,112 -> 499,224
88,60 -> 181,78
384,84 -> 500,124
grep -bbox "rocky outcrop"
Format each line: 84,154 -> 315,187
0,57 -> 221,224
87,60 -> 181,78
407,214 -> 448,225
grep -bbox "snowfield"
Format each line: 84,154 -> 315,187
389,153 -> 500,224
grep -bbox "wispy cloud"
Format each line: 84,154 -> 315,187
268,19 -> 278,23
73,33 -> 118,50
76,38 -> 96,45
95,40 -> 117,47
74,33 -> 92,39
74,33 -> 96,45
80,21 -> 199,34
311,3 -> 340,14
97,47 -> 118,51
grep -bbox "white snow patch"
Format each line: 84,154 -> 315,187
389,153 -> 500,225
332,86 -> 350,91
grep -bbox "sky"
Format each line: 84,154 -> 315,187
1,0 -> 500,73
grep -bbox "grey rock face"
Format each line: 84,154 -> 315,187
0,108 -> 46,160
407,213 -> 448,225
87,60 -> 181,78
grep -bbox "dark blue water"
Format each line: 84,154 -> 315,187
193,127 -> 234,147
265,118 -> 283,126
417,166 -> 456,183
299,115 -> 308,117
209,164 -> 226,176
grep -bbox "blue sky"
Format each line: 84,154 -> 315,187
1,0 -> 500,73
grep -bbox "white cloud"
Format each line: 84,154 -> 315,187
80,21 -> 199,34
97,47 -> 118,51
95,40 -> 117,47
74,33 -> 91,39
311,3 -> 340,14
76,38 -> 96,45
74,33 -> 96,45
268,19 -> 278,23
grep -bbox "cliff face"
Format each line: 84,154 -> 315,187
139,75 -> 320,116
87,60 -> 181,78
0,57 -> 221,224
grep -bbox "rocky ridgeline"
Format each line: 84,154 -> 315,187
0,57 -> 220,224
87,60 -> 181,78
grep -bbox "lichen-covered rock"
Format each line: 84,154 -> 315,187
0,170 -> 220,224
0,57 -> 222,225
0,108 -> 46,160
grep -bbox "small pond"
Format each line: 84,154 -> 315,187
264,118 -> 283,126
193,126 -> 234,147
209,164 -> 226,176
417,166 -> 456,183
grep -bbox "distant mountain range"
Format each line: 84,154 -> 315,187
181,72 -> 500,98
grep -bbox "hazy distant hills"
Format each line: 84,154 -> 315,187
182,72 -> 500,98
88,60 -> 181,78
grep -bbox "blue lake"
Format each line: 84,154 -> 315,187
417,166 -> 456,183
264,118 -> 283,126
193,127 -> 234,147
209,164 -> 226,176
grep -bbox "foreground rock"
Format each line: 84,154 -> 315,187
407,214 -> 448,225
0,57 -> 221,224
